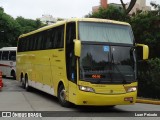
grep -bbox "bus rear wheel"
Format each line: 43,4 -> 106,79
21,76 -> 25,89
25,75 -> 31,91
58,84 -> 71,107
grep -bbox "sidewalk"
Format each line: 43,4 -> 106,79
136,99 -> 160,105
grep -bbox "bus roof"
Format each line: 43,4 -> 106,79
19,18 -> 130,38
0,47 -> 17,51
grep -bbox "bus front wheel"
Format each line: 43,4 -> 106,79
58,84 -> 71,107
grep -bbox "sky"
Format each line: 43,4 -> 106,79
0,0 -> 159,20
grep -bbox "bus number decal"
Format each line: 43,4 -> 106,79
92,74 -> 101,79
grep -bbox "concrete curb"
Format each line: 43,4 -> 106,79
136,99 -> 160,105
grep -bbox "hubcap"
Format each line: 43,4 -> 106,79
60,89 -> 66,102
25,80 -> 28,88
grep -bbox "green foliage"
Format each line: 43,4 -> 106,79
0,7 -> 44,47
16,17 -> 43,34
138,58 -> 160,99
87,5 -> 129,21
0,8 -> 21,47
130,11 -> 160,58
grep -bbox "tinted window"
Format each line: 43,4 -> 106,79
21,38 -> 26,52
18,24 -> 65,52
54,25 -> 64,48
28,36 -> 33,51
37,33 -> 43,50
50,29 -> 56,48
2,51 -> 9,60
0,51 -> 2,60
18,38 -> 25,52
32,35 -> 36,51
66,22 -> 76,82
9,51 -> 16,61
23,38 -> 27,51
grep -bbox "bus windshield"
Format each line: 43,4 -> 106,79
79,22 -> 134,44
79,22 -> 136,84
80,44 -> 136,84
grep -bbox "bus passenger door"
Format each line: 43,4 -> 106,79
66,22 -> 77,103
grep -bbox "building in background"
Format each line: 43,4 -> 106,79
126,0 -> 151,14
92,0 -> 108,13
39,15 -> 57,25
92,0 -> 151,14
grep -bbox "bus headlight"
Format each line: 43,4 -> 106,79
126,87 -> 137,92
79,85 -> 95,92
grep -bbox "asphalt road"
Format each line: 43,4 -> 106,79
0,78 -> 159,120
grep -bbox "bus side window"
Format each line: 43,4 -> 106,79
2,51 -> 9,60
23,38 -> 27,52
37,33 -> 43,50
41,31 -> 46,50
32,35 -> 36,51
0,51 -> 2,60
9,51 -> 16,61
18,38 -> 25,52
21,38 -> 26,52
18,38 -> 22,52
33,34 -> 38,50
45,30 -> 52,49
58,25 -> 64,48
29,36 -> 33,51
66,22 -> 76,82
55,25 -> 64,48
26,37 -> 30,51
50,28 -> 55,49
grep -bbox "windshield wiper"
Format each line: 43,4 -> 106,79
111,54 -> 127,84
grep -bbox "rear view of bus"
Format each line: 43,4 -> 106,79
0,47 -> 17,79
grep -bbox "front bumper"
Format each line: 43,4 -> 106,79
74,90 -> 137,106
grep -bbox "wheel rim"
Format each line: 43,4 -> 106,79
21,77 -> 24,86
25,80 -> 28,88
60,89 -> 66,103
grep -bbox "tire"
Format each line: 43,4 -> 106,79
25,75 -> 31,91
21,76 -> 25,89
11,71 -> 16,80
58,84 -> 71,107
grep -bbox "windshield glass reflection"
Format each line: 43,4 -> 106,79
80,44 -> 136,84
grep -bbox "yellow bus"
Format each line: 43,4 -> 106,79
16,18 -> 149,107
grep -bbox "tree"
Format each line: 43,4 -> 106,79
130,3 -> 160,99
120,0 -> 137,14
86,5 -> 128,21
16,16 -> 44,34
129,8 -> 160,58
0,7 -> 44,47
0,7 -> 21,47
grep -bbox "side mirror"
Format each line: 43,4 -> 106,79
74,39 -> 81,57
136,44 -> 149,60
